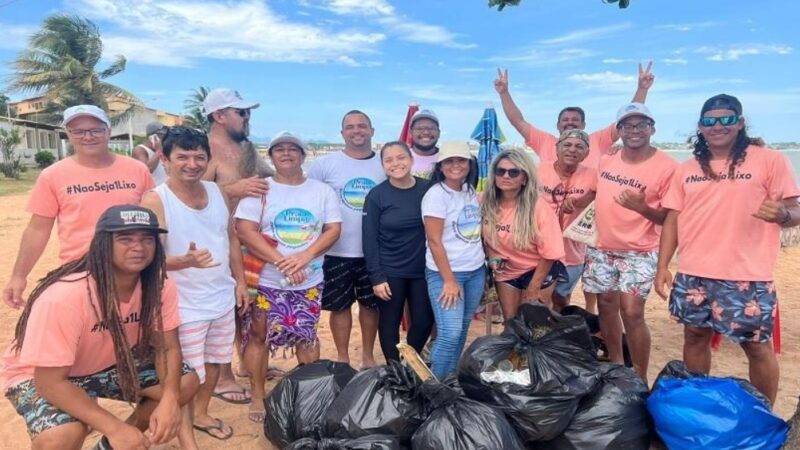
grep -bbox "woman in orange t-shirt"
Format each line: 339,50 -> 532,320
481,149 -> 565,320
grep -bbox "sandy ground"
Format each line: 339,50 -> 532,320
0,191 -> 797,449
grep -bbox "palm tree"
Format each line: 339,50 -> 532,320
7,14 -> 140,125
183,86 -> 211,132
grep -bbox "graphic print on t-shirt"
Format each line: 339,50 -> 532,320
453,204 -> 481,243
272,208 -> 320,248
340,177 -> 376,211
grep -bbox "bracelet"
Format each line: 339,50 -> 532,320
780,209 -> 792,225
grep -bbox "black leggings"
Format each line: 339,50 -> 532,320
377,276 -> 434,361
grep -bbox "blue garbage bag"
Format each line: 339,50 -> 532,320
648,361 -> 788,450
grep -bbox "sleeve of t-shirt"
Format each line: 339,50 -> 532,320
159,279 -> 180,332
591,123 -> 618,154
767,152 -> 800,200
421,185 -> 447,219
535,202 -> 566,261
306,158 -> 325,182
525,125 -> 557,160
656,157 -> 679,203
661,165 -> 685,212
18,291 -> 82,368
586,167 -> 598,192
322,184 -> 343,224
234,195 -> 264,224
140,165 -> 156,192
26,167 -> 60,218
362,188 -> 386,285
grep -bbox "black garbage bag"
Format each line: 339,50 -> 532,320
458,303 -> 600,443
286,434 -> 402,450
537,364 -> 651,450
324,360 -> 427,443
264,360 -> 357,448
411,377 -> 525,450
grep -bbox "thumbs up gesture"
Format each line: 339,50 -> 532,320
183,241 -> 221,269
752,192 -> 789,224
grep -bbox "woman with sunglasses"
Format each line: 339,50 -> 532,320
537,129 -> 598,312
654,94 -> 800,405
362,141 -> 434,362
481,148 -> 565,319
421,141 -> 483,378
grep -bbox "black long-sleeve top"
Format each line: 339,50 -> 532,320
362,177 -> 429,285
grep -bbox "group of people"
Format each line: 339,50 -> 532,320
0,60 -> 797,449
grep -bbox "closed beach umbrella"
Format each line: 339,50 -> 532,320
471,106 -> 505,192
399,103 -> 420,147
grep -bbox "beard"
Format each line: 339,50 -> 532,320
226,125 -> 249,143
413,140 -> 438,153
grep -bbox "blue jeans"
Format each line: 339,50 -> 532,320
426,266 -> 486,379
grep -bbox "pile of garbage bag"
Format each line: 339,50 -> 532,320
648,360 -> 788,450
285,434 -> 402,450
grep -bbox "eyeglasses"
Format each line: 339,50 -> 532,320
412,126 -> 439,133
699,115 -> 740,127
67,127 -> 107,138
618,122 -> 652,133
494,167 -> 522,178
229,108 -> 250,118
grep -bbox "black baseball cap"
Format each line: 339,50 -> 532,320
700,94 -> 742,116
96,205 -> 167,234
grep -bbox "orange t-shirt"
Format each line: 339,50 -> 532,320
595,149 -> 678,251
27,156 -> 155,262
0,273 -> 180,392
537,162 -> 598,266
482,199 -> 565,281
525,123 -> 617,168
662,146 -> 800,281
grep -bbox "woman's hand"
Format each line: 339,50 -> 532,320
439,279 -> 463,310
373,282 -> 392,301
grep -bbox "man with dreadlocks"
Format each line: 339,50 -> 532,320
655,94 -> 800,404
0,204 -> 199,450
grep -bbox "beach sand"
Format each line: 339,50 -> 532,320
0,191 -> 797,449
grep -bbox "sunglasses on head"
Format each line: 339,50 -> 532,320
164,127 -> 206,138
494,167 -> 522,178
699,115 -> 740,127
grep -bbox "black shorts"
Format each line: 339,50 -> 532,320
321,256 -> 379,312
498,261 -> 569,291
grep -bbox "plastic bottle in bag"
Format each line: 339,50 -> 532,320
280,262 -> 322,287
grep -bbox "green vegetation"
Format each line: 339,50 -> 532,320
0,127 -> 23,179
0,167 -> 40,196
183,86 -> 211,132
34,150 -> 55,168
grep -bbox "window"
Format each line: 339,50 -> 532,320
48,133 -> 56,149
26,130 -> 34,148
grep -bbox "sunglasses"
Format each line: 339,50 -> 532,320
699,115 -> 740,127
231,108 -> 250,118
164,127 -> 207,138
494,167 -> 522,178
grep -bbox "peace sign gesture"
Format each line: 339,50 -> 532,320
494,68 -> 510,95
638,61 -> 655,91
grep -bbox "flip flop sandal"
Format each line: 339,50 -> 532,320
193,418 -> 234,440
211,387 -> 251,404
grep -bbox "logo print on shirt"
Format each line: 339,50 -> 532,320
454,204 -> 481,243
272,208 -> 320,248
340,177 -> 376,211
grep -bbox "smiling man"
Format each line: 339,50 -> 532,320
409,109 -> 441,179
2,105 -> 155,309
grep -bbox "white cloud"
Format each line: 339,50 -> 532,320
663,58 -> 688,65
537,23 -> 632,46
602,58 -> 633,64
693,44 -> 792,61
322,0 -> 394,15
0,24 -> 36,51
70,0 -> 385,67
377,16 -> 475,49
654,21 -> 718,32
492,48 -> 595,66
569,71 -> 635,84
391,84 -> 488,104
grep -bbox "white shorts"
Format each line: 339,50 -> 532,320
178,308 -> 235,384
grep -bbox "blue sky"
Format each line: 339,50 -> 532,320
1,0 -> 798,144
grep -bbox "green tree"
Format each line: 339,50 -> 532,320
183,86 -> 211,132
0,93 -> 9,117
0,127 -> 23,178
7,14 -> 140,125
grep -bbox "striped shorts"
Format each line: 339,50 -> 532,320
178,308 -> 235,383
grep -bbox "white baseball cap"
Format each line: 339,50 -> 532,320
268,131 -> 307,154
615,102 -> 655,125
437,140 -> 472,162
411,109 -> 439,126
202,88 -> 260,115
62,104 -> 111,128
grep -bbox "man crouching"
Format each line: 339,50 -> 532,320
1,204 -> 199,449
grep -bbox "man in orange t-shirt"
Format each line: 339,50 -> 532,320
2,105 -> 154,309
583,103 -> 678,380
0,204 -> 198,449
493,62 -> 655,168
654,94 -> 800,405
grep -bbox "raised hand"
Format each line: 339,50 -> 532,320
638,61 -> 655,91
494,68 -> 510,95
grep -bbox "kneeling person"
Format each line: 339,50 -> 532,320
0,205 -> 199,449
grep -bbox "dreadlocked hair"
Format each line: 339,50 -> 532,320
691,128 -> 762,181
12,230 -> 167,402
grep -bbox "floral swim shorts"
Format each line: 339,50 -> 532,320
582,247 -> 658,298
668,273 -> 776,343
242,283 -> 324,354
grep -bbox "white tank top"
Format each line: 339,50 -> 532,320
137,145 -> 168,185
154,181 -> 235,323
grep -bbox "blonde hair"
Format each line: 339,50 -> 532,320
480,149 -> 540,249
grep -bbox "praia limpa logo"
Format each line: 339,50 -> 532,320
340,177 -> 376,211
272,208 -> 319,248
455,204 -> 481,243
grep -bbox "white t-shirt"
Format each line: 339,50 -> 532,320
307,151 -> 385,257
421,182 -> 485,272
234,178 -> 342,289
411,149 -> 438,180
